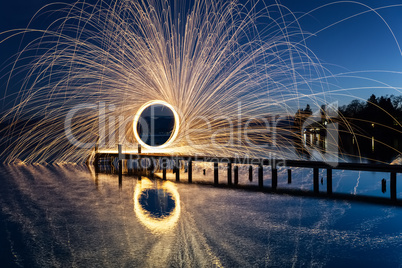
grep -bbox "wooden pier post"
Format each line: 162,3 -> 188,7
227,162 -> 232,185
118,160 -> 122,187
258,164 -> 263,189
162,158 -> 167,180
288,169 -> 291,184
118,144 -> 123,160
118,144 -> 123,178
175,159 -> 180,182
272,168 -> 277,190
249,166 -> 253,182
327,169 -> 333,195
313,168 -> 319,194
127,154 -> 133,175
118,159 -> 123,179
234,166 -> 239,185
214,162 -> 219,185
188,160 -> 192,183
94,154 -> 100,173
391,172 -> 397,201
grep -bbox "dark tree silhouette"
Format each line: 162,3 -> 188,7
339,94 -> 402,161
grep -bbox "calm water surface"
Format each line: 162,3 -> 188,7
1,164 -> 402,267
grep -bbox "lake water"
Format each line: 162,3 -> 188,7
1,164 -> 402,267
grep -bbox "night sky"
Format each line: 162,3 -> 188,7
284,0 -> 402,103
1,0 -> 402,108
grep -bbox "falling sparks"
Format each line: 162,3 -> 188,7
0,0 -> 401,163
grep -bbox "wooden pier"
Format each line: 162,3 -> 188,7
93,149 -> 402,204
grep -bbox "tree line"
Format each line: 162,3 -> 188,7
339,94 -> 402,128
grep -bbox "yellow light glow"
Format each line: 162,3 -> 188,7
133,100 -> 180,150
133,178 -> 181,233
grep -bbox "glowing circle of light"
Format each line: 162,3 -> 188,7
133,100 -> 180,150
133,178 -> 181,233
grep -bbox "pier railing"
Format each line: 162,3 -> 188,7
93,148 -> 402,203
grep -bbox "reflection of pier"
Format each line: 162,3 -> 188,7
93,150 -> 402,205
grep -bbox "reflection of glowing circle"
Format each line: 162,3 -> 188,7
139,189 -> 175,217
133,100 -> 180,149
134,178 -> 181,233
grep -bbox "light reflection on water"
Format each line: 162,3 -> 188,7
1,164 -> 402,267
134,178 -> 181,234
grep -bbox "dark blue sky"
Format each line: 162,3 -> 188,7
285,0 -> 402,104
1,0 -> 402,108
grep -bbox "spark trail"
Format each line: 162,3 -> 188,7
0,0 -> 401,163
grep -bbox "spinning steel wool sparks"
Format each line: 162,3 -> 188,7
0,0 -> 401,164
